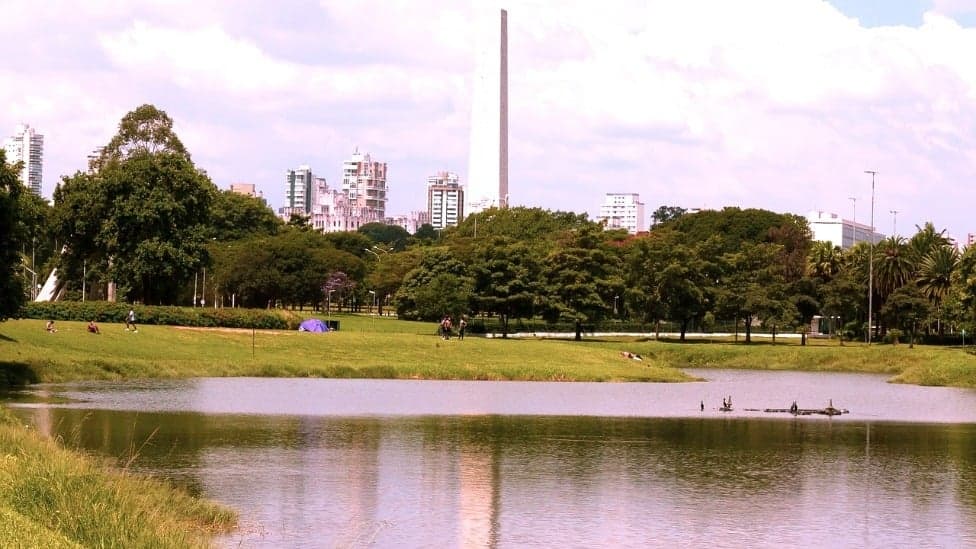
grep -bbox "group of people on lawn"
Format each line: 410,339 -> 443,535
439,315 -> 467,340
45,309 -> 137,335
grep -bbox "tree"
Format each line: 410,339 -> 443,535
880,284 -> 930,346
206,190 -> 281,241
396,248 -> 472,321
358,222 -> 410,250
0,151 -> 27,319
873,236 -> 913,305
650,205 -> 687,228
714,243 -> 793,343
322,231 -> 375,259
917,245 -> 958,335
413,223 -> 437,241
469,238 -> 543,337
94,104 -> 189,168
53,105 -> 217,304
626,230 -> 715,340
541,225 -> 624,341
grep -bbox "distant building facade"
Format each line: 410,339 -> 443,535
342,150 -> 388,220
427,171 -> 464,230
388,211 -> 431,234
598,193 -> 645,234
805,210 -> 884,248
229,183 -> 257,197
282,165 -> 314,216
3,123 -> 44,195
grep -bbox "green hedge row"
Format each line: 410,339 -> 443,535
19,302 -> 300,330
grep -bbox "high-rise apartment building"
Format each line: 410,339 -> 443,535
342,150 -> 388,220
3,123 -> 44,195
598,193 -> 645,234
427,171 -> 464,230
466,8 -> 508,215
283,165 -> 314,216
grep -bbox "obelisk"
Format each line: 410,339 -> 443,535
466,8 -> 508,215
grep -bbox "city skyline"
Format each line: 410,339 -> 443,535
4,1 -> 976,239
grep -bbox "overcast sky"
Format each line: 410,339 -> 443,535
4,0 -> 976,240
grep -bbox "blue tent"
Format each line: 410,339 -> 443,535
298,318 -> 330,333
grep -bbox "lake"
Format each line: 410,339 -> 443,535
4,370 -> 976,547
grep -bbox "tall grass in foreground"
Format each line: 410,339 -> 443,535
0,409 -> 235,548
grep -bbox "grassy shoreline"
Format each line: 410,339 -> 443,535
0,408 -> 236,547
2,315 -> 975,388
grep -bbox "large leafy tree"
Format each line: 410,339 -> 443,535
627,229 -> 715,340
358,222 -> 410,250
714,242 -> 793,343
396,248 -> 472,321
0,151 -> 27,319
214,230 -> 364,309
469,238 -> 543,337
541,225 -> 625,341
54,106 -> 217,304
206,190 -> 281,241
650,205 -> 687,228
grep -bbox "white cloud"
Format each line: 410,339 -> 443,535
3,0 -> 976,238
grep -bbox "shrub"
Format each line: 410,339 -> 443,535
19,302 -> 296,330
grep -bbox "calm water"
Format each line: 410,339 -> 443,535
5,370 -> 976,548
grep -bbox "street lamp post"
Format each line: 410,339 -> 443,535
613,295 -> 619,316
327,289 -> 335,315
848,196 -> 857,246
890,210 -> 898,237
368,290 -> 376,315
865,170 -> 877,345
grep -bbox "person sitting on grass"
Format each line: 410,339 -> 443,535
87,320 -> 100,334
45,320 -> 57,333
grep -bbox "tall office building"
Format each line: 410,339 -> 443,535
466,8 -> 508,215
342,150 -> 388,219
427,171 -> 464,230
805,210 -> 884,248
598,193 -> 645,234
3,123 -> 44,195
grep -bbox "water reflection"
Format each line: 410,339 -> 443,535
6,404 -> 976,547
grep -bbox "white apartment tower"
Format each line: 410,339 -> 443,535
282,165 -> 314,217
466,8 -> 508,215
3,123 -> 44,195
598,193 -> 645,234
427,171 -> 464,230
342,150 -> 388,220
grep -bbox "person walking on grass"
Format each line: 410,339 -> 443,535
125,308 -> 138,332
458,317 -> 467,340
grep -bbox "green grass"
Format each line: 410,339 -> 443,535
0,316 -> 690,384
0,409 -> 235,548
2,316 -> 976,387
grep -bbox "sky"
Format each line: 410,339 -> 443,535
3,0 -> 976,240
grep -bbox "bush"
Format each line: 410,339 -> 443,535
884,328 -> 903,345
19,302 -> 299,330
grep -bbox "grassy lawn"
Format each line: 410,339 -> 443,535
0,316 -> 689,384
2,315 -> 975,387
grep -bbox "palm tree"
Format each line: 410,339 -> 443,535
918,245 -> 959,334
874,236 -> 913,302
807,241 -> 841,281
909,222 -> 952,264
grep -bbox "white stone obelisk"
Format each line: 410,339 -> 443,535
466,8 -> 508,215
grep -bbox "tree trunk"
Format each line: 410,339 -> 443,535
680,318 -> 689,342
745,315 -> 752,344
502,314 -> 509,339
575,319 -> 582,341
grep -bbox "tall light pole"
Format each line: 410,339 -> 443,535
848,197 -> 857,246
865,170 -> 877,345
368,290 -> 376,315
890,210 -> 898,236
